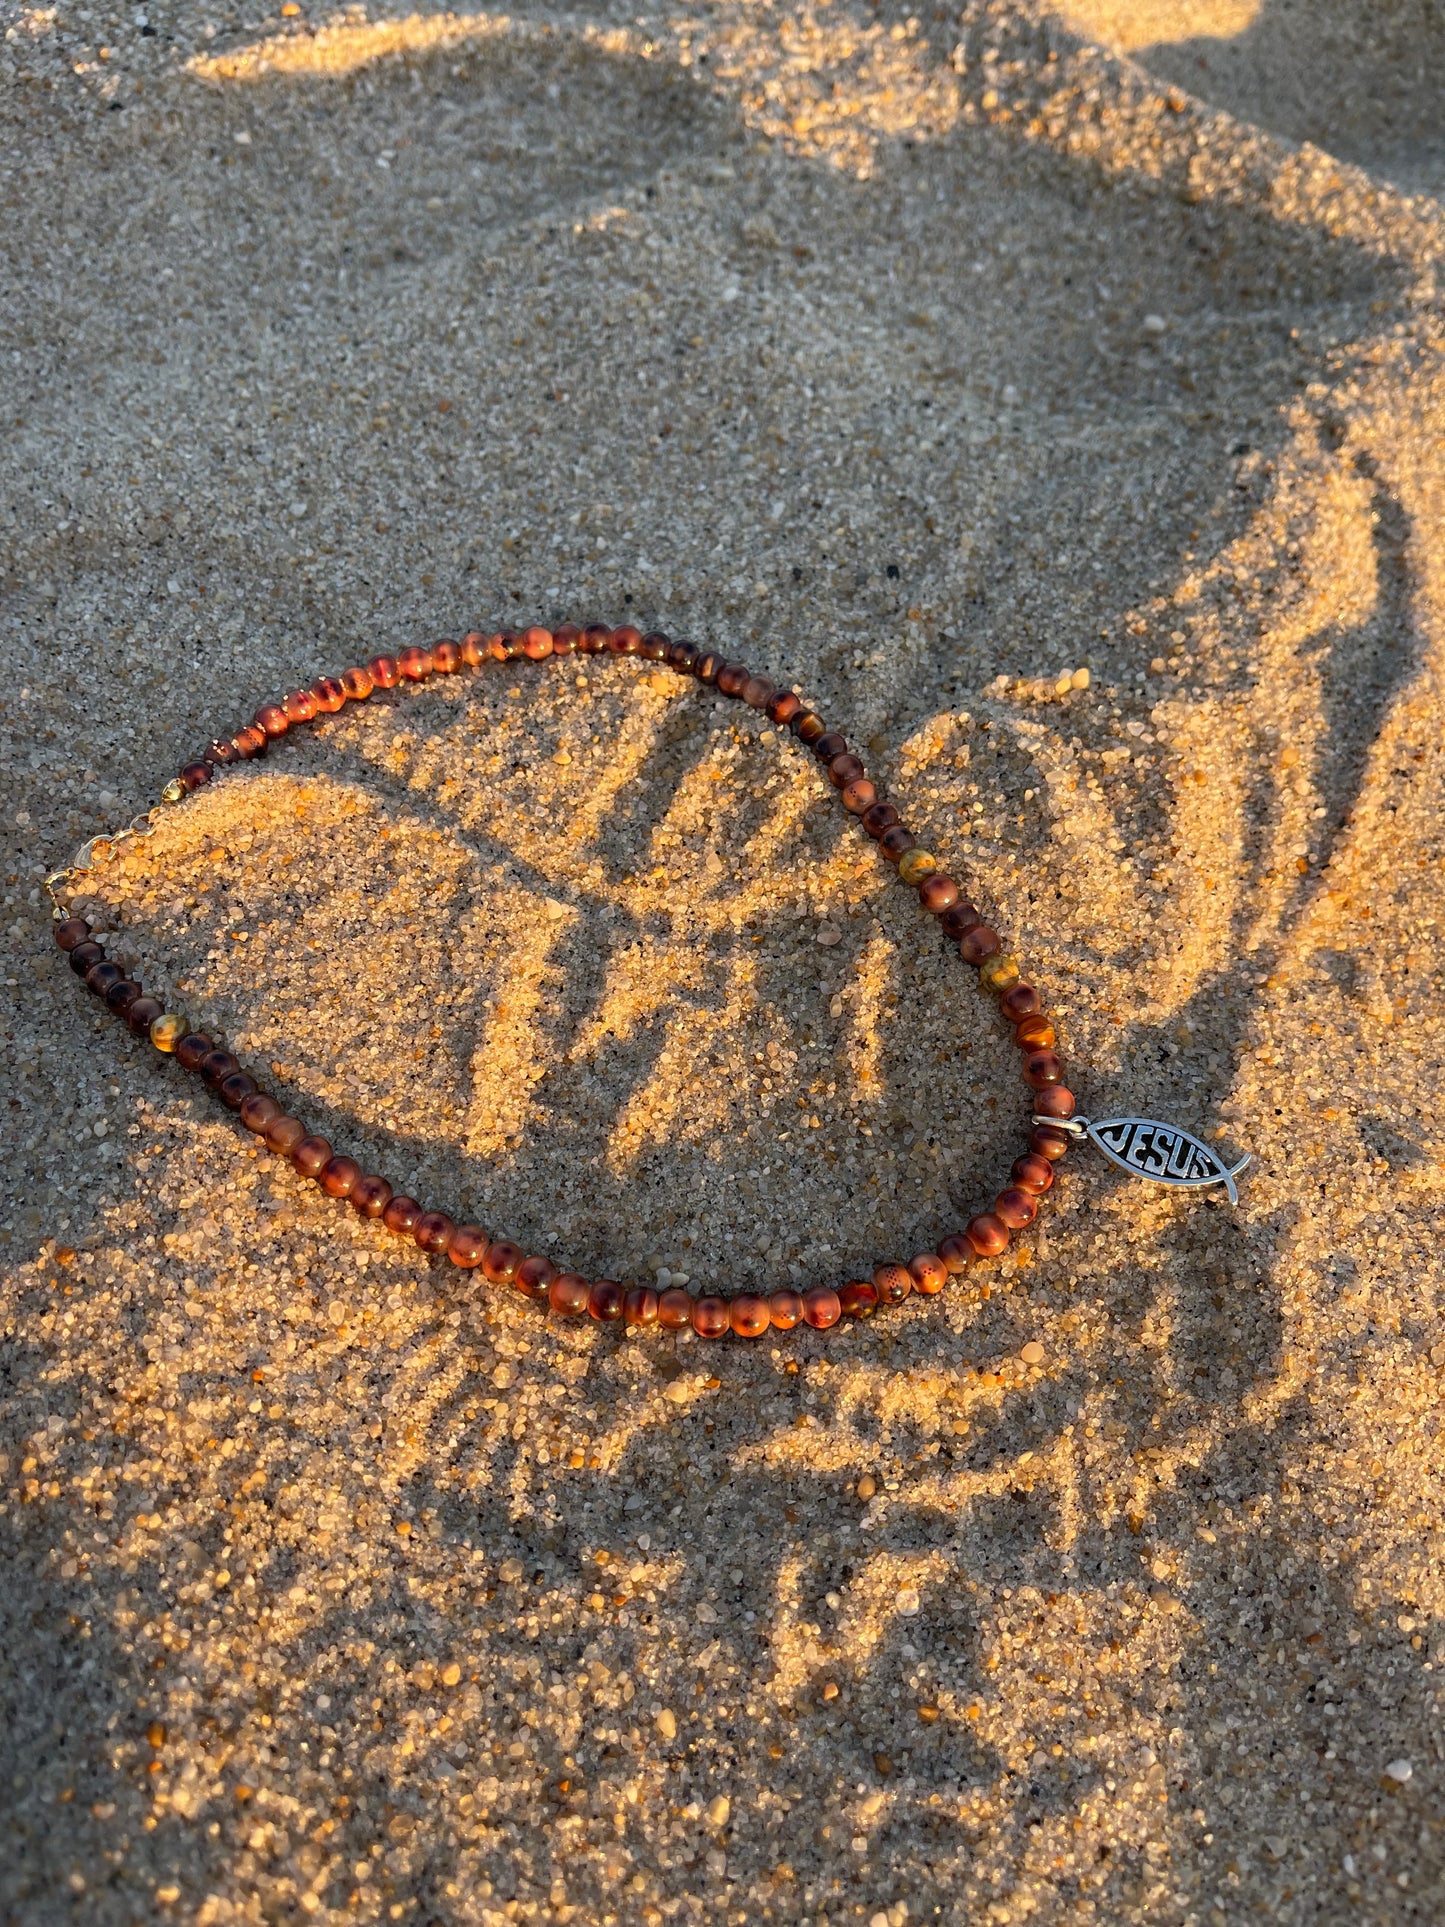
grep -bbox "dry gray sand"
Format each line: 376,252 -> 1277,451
2,0 -> 1444,1921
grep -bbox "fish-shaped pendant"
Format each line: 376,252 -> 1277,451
1035,1113 -> 1251,1204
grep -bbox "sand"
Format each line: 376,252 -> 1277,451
2,0 -> 1443,1920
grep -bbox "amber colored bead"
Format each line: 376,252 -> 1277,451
742,674 -> 776,710
691,1294 -> 730,1338
414,1211 -> 455,1254
640,631 -> 670,661
1011,1154 -> 1055,1195
716,662 -> 748,697
85,961 -> 123,997
573,624 -> 604,654
842,779 -> 878,816
206,738 -> 240,765
828,752 -> 865,789
879,826 -> 916,861
320,1155 -> 362,1199
339,665 -> 375,701
996,1188 -> 1038,1231
813,730 -> 848,763
624,1285 -> 659,1326
126,995 -> 164,1036
897,848 -> 938,886
69,941 -> 105,977
382,1194 -> 423,1236
1030,1124 -> 1071,1161
1023,1050 -> 1064,1089
958,924 -> 1001,964
768,1288 -> 805,1330
460,632 -> 487,667
551,624 -> 581,657
265,1114 -> 307,1157
150,1012 -> 186,1053
105,980 -> 141,1014
667,639 -> 699,671
292,1135 -> 333,1178
1015,1016 -> 1056,1051
517,627 -> 552,661
255,704 -> 289,738
731,1293 -> 770,1338
175,1032 -> 213,1072
803,1286 -> 842,1329
482,1240 -> 522,1285
767,689 -> 801,726
516,1255 -> 558,1297
873,1263 -> 912,1305
1034,1085 -> 1076,1119
919,874 -> 959,915
240,1092 -> 281,1135
447,1224 -> 487,1267
368,655 -> 401,689
284,688 -> 318,724
793,710 -> 826,745
179,762 -> 212,792
980,954 -> 1021,994
487,632 -> 517,661
1000,984 -> 1042,1024
398,646 -> 433,681
54,917 -> 92,951
549,1272 -> 590,1316
589,1279 -> 627,1321
657,1287 -> 695,1330
839,1279 -> 879,1318
937,1233 -> 974,1274
311,676 -> 346,713
233,724 -> 267,758
909,1253 -> 948,1295
694,650 -> 725,683
432,639 -> 462,673
966,1213 -> 1010,1257
861,801 -> 899,839
937,905 -> 980,944
200,1049 -> 240,1086
351,1174 -> 393,1218
608,626 -> 643,656
217,1070 -> 257,1110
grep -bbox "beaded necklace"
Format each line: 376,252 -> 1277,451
47,620 -> 1249,1341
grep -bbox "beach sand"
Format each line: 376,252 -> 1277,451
2,0 -> 1443,1919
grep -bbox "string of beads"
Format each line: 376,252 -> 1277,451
50,621 -> 1078,1340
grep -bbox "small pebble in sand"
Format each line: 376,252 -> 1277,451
706,1794 -> 731,1827
655,1708 -> 677,1741
1384,1758 -> 1413,1784
856,1475 -> 877,1500
1020,1341 -> 1045,1365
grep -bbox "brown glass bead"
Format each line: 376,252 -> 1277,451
589,1279 -> 627,1321
1030,1124 -> 1071,1161
731,1293 -> 770,1338
481,1240 -> 522,1285
716,663 -> 748,697
292,1135 -> 333,1178
937,1234 -> 973,1274
284,688 -> 318,724
487,632 -> 517,662
549,1273 -> 590,1316
640,632 -> 670,661
175,1033 -> 213,1072
919,875 -> 959,915
200,1049 -> 240,1086
1034,1085 -> 1076,1120
382,1194 -> 423,1236
839,1279 -> 879,1318
1014,1017 -> 1056,1050
54,917 -> 92,951
233,724 -> 268,758
1011,1154 -> 1055,1194
311,676 -> 346,713
69,941 -> 105,978
861,801 -> 899,839
909,1253 -> 948,1295
341,665 -> 376,700
580,624 -> 611,655
432,640 -> 462,673
813,730 -> 848,762
879,826 -> 916,860
842,779 -> 878,816
179,761 -> 212,792
217,1070 -> 257,1110
104,980 -> 141,1013
768,1288 -> 805,1330
460,633 -> 487,667
657,1287 -> 695,1330
414,1211 -> 455,1254
516,1255 -> 558,1297
994,1188 -> 1038,1230
958,924 -> 1001,964
398,646 -> 433,681
694,650 -> 725,683
240,1093 -> 281,1135
1000,984 -> 1042,1024
85,961 -> 123,996
966,1213 -> 1010,1257
126,995 -> 164,1036
1024,1050 -> 1064,1089
447,1224 -> 487,1267
368,655 -> 401,689
803,1286 -> 842,1329
624,1285 -> 660,1326
265,1115 -> 308,1156
691,1294 -> 730,1338
667,639 -> 699,671
873,1263 -> 912,1306
206,738 -> 240,765
793,710 -> 826,745
767,689 -> 802,726
351,1174 -> 393,1218
255,704 -> 289,738
828,752 -> 865,789
320,1155 -> 362,1199
608,626 -> 643,656
520,627 -> 554,661
742,674 -> 776,710
551,624 -> 581,657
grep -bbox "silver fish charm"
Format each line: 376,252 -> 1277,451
1035,1113 -> 1251,1204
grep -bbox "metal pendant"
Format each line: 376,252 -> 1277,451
1035,1113 -> 1250,1204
